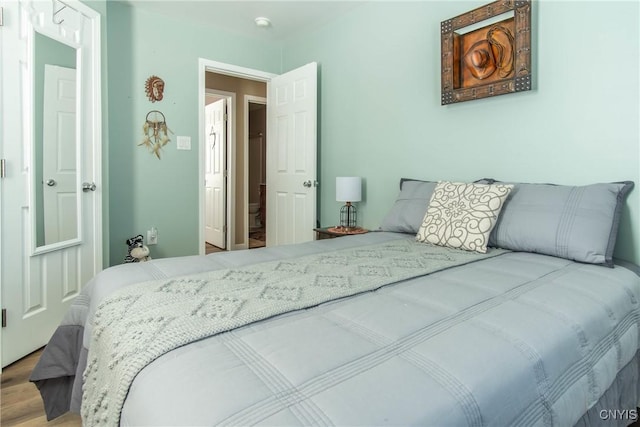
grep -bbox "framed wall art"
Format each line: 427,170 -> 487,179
441,0 -> 532,105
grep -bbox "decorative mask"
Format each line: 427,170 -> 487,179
145,75 -> 165,102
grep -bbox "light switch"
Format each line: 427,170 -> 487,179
176,136 -> 191,150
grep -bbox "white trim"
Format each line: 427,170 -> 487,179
197,58 -> 276,254
90,6 -> 103,274
244,95 -> 267,247
202,59 -> 276,82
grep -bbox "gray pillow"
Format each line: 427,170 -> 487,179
481,179 -> 634,267
380,179 -> 436,233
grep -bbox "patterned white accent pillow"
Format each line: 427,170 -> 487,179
416,181 -> 514,253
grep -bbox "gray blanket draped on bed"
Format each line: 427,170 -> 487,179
81,238 -> 506,425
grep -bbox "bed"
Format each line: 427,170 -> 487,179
31,179 -> 640,426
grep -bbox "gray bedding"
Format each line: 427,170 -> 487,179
31,231 -> 640,426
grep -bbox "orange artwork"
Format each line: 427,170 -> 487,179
460,19 -> 515,88
441,0 -> 531,105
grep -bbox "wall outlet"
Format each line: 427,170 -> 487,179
147,227 -> 158,245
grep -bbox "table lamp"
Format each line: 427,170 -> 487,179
336,177 -> 362,231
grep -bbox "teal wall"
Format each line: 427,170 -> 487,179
105,2 -> 281,264
282,0 -> 640,264
101,1 -> 639,265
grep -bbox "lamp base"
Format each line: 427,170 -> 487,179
339,202 -> 357,230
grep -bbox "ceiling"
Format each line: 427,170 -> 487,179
122,1 -> 366,41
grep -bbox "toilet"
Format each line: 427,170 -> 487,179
248,203 -> 261,229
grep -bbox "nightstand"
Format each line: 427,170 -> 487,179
314,226 -> 369,240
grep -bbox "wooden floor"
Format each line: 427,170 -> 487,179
1,348 -> 81,427
205,235 -> 266,254
205,242 -> 224,254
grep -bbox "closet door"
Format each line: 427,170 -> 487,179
0,0 -> 102,367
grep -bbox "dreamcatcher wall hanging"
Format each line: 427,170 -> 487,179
139,110 -> 173,159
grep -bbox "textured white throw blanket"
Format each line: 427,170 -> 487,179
81,238 -> 507,425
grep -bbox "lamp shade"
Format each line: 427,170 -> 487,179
336,177 -> 362,202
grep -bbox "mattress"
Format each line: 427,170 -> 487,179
31,231 -> 640,426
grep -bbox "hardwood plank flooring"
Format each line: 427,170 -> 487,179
205,237 -> 265,254
205,242 -> 224,254
1,348 -> 81,427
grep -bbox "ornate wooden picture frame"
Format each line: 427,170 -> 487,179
441,0 -> 532,105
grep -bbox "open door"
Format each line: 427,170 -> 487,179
266,62 -> 318,246
1,0 -> 102,367
198,59 -> 316,252
204,99 -> 227,249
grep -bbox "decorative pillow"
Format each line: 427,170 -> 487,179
380,179 -> 437,233
480,179 -> 634,267
416,181 -> 513,253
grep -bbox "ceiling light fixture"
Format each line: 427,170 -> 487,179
254,17 -> 271,28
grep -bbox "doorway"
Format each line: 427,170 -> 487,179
201,68 -> 268,252
198,59 -> 318,255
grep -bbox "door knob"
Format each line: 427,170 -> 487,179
303,180 -> 312,188
45,179 -> 57,187
82,182 -> 96,192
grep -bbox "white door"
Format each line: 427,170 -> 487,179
0,0 -> 102,367
266,62 -> 318,246
43,65 -> 78,245
204,99 -> 227,248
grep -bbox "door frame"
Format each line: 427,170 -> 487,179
197,59 -> 276,254
204,90 -> 234,250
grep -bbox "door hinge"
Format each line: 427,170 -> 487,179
223,225 -> 227,233
0,8 -> 4,27
224,113 -> 229,122
223,169 -> 228,178
2,309 -> 6,328
0,159 -> 6,178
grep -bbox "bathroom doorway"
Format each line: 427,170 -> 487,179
247,96 -> 267,249
202,69 -> 267,253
